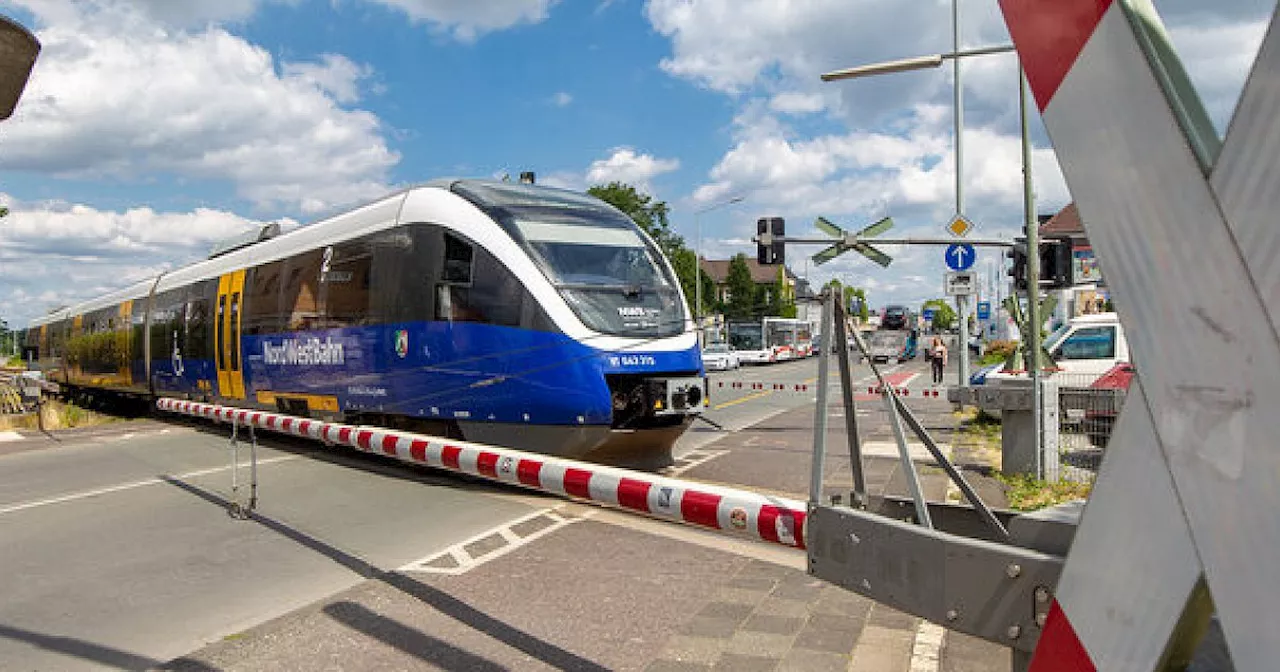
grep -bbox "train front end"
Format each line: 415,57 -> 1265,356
445,180 -> 706,466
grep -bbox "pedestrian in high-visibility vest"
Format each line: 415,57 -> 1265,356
930,336 -> 947,385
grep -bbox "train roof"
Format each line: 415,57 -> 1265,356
28,179 -> 622,328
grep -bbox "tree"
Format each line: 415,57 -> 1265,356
587,182 -> 682,256
922,299 -> 956,331
668,247 -> 717,316
724,254 -> 757,319
587,181 -> 719,317
820,280 -> 868,321
773,267 -> 797,318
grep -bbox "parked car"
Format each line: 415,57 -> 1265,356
970,362 -> 1002,386
701,343 -> 741,371
986,312 -> 1130,388
1083,362 -> 1135,447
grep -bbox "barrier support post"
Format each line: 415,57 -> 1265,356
833,299 -> 867,508
808,289 -> 836,506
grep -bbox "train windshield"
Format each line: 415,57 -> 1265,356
448,180 -> 688,337
514,216 -> 685,337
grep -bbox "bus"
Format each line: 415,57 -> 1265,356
766,317 -> 813,360
728,321 -> 773,364
728,318 -> 814,364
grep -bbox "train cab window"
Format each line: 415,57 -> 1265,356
443,233 -> 473,285
435,234 -> 521,327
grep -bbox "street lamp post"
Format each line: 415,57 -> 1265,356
693,196 -> 745,342
821,35 -> 1047,472
823,42 -> 1015,392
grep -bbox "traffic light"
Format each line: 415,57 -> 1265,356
757,217 -> 785,265
1040,237 -> 1074,289
1007,241 -> 1029,291
1007,238 -> 1074,291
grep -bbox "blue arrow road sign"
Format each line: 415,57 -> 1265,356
977,301 -> 991,320
945,243 -> 976,271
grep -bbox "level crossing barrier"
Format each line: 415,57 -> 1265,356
709,380 -> 946,397
156,397 -> 807,550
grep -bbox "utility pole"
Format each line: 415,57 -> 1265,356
952,0 -> 971,388
1020,67 -> 1044,477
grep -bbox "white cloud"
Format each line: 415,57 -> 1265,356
550,91 -> 573,107
769,91 -> 826,115
0,194 -> 292,325
10,0 -> 278,28
585,147 -> 680,193
368,0 -> 558,41
282,53 -> 374,105
650,0 -> 1262,310
0,3 -> 397,213
1168,18 -> 1269,131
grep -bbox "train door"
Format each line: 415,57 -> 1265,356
118,300 -> 133,386
215,270 -> 247,399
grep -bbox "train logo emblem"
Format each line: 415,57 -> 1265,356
498,456 -> 514,475
729,507 -> 748,530
394,330 -> 409,358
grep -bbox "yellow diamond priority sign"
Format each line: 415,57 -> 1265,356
946,214 -> 973,238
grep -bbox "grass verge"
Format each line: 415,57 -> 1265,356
953,406 -> 1094,511
0,398 -> 130,432
996,472 -> 1093,511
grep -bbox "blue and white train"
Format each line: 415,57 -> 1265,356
22,180 -> 707,461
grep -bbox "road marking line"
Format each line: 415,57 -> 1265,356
399,505 -> 592,575
712,389 -> 773,410
663,449 -> 731,477
0,431 -> 22,442
0,455 -> 299,516
909,620 -> 946,672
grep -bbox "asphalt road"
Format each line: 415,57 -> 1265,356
0,423 -> 551,670
0,349 -> 966,670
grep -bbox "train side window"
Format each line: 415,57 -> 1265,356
324,240 -> 373,328
243,260 -> 285,336
216,294 -> 227,370
186,298 -> 208,360
370,225 -> 431,324
281,250 -> 324,331
186,283 -> 212,362
443,233 -> 473,285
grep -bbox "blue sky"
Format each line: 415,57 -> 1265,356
0,0 -> 1271,327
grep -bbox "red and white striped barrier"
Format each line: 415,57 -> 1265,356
157,398 -> 807,550
714,381 -> 812,392
867,386 -> 944,398
711,381 -> 945,397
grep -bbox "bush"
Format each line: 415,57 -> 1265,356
979,339 -> 1019,365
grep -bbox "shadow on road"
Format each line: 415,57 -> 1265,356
158,474 -> 609,672
0,622 -> 214,671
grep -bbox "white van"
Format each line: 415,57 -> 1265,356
988,312 -> 1130,387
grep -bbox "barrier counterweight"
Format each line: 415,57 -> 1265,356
156,398 -> 806,549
